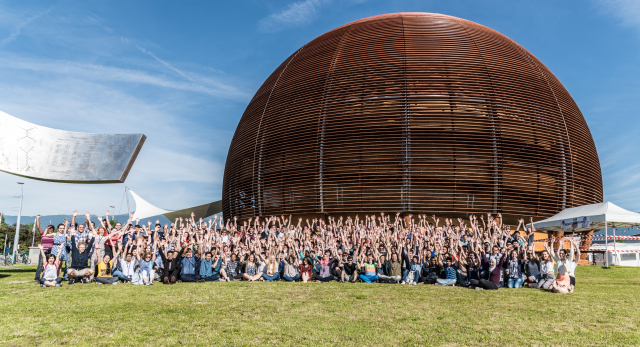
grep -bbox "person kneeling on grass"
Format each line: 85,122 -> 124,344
359,254 -> 379,283
95,244 -> 119,285
67,234 -> 95,285
38,244 -> 63,287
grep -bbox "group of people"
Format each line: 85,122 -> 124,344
34,210 -> 578,294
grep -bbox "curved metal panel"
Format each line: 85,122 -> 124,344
222,13 -> 603,221
0,111 -> 145,183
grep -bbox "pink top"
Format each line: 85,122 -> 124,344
41,234 -> 54,250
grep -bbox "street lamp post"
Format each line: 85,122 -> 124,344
13,182 -> 24,263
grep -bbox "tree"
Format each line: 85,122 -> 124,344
0,215 -> 38,253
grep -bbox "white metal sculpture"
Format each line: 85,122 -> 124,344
0,111 -> 145,183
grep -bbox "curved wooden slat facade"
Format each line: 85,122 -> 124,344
222,13 -> 602,221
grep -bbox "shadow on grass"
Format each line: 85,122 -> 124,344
0,268 -> 36,273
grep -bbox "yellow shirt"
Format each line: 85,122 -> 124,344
97,260 -> 115,277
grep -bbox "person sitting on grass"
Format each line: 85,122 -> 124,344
67,232 -> 95,285
282,253 -> 300,282
137,248 -> 157,286
359,254 -> 379,284
38,244 -> 63,287
313,251 -> 335,283
436,256 -> 458,286
419,256 -> 440,285
262,253 -> 280,282
159,241 -> 180,284
200,248 -> 223,282
242,253 -> 263,281
225,253 -> 243,281
402,255 -> 421,285
299,257 -> 313,283
112,240 -> 136,283
95,243 -> 119,285
549,239 -> 575,294
340,255 -> 358,283
535,246 -> 556,289
179,246 -> 202,283
525,250 -> 542,288
34,215 -> 55,285
505,249 -> 525,288
475,255 -> 505,290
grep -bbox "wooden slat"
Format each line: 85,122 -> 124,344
222,13 -> 603,221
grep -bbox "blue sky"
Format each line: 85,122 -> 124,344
0,0 -> 639,216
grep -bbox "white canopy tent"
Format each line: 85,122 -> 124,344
130,190 -> 171,220
529,202 -> 640,267
129,189 -> 222,222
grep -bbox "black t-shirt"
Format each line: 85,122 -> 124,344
343,262 -> 357,275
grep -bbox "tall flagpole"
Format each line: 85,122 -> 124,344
13,183 -> 24,263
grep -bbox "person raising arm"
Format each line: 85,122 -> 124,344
38,244 -> 63,287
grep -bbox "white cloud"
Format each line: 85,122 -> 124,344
134,147 -> 224,184
594,0 -> 640,33
0,7 -> 53,48
0,55 -> 249,101
259,0 -> 329,33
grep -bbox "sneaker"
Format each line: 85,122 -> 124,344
226,277 -> 230,282
149,282 -> 153,285
81,278 -> 88,284
112,282 -> 118,285
68,279 -> 75,285
197,279 -> 205,283
401,281 -> 405,284
55,283 -> 62,287
96,282 -> 103,285
413,282 -> 417,286
35,280 -> 40,285
41,284 -> 46,287
475,287 -> 484,290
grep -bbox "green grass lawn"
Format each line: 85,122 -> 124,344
1,266 -> 639,346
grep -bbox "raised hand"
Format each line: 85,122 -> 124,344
73,210 -> 78,217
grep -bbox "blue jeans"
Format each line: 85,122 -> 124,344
508,278 -> 523,288
112,270 -> 131,282
359,274 -> 379,283
262,273 -> 280,282
180,273 -> 201,282
402,270 -> 419,284
203,274 -> 221,281
436,278 -> 456,286
282,274 -> 300,282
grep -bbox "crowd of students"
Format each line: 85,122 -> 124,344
34,210 -> 579,294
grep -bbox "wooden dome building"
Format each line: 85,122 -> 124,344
222,13 -> 602,222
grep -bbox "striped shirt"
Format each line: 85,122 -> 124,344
41,235 -> 54,250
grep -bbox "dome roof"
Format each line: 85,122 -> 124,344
223,13 -> 602,220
